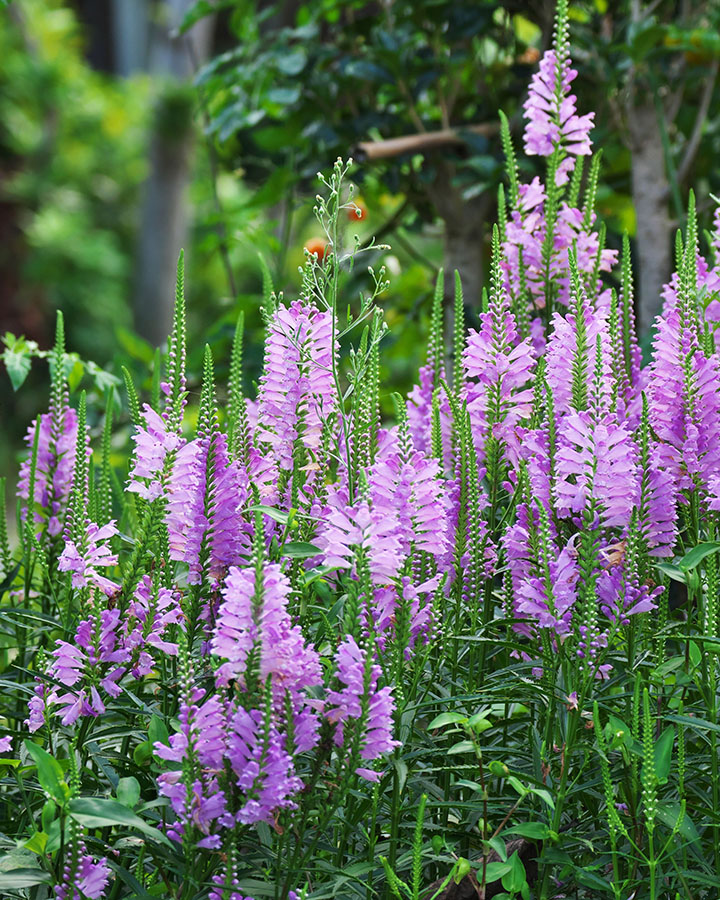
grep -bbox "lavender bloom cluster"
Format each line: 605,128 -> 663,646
11,12 -> 720,899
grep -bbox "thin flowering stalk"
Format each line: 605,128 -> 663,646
164,251 -> 188,435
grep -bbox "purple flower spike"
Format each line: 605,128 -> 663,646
17,406 -> 86,538
523,49 -> 594,183
127,404 -> 184,501
58,521 -> 120,596
325,636 -> 399,777
256,300 -> 338,471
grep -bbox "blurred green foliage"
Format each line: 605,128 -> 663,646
0,0 -> 150,359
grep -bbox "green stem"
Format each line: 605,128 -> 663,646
538,710 -> 579,899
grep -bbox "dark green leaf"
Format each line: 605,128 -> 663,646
678,542 -> 720,572
503,822 -> 550,840
24,741 -> 69,805
68,797 -> 172,846
0,869 -> 52,889
654,725 -> 674,784
656,801 -> 701,844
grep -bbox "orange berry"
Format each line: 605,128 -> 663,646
304,237 -> 330,260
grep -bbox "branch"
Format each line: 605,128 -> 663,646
353,123 -> 500,162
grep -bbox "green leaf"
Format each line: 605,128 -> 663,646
574,867 -> 616,893
68,797 -> 172,847
666,713 -> 720,736
501,851 -> 527,893
678,542 -> 720,572
3,343 -> 32,390
22,832 -> 48,854
454,779 -> 484,793
116,776 -> 140,808
656,801 -> 701,844
507,776 -> 527,796
503,822 -> 550,840
67,358 -> 84,393
24,741 -> 69,805
282,542 -> 321,559
133,741 -> 152,766
689,640 -> 702,669
447,740 -> 476,755
116,326 -> 154,364
428,712 -> 467,730
468,713 -> 492,733
0,869 -> 52,889
483,861 -> 511,883
179,0 -> 236,33
266,85 -> 301,106
656,562 -> 686,584
654,726 -> 674,785
275,48 -> 307,75
484,835 -> 507,861
148,714 -> 169,749
248,504 -> 289,525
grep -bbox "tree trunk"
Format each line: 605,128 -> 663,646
628,103 -> 671,334
134,101 -> 194,348
133,0 -> 214,346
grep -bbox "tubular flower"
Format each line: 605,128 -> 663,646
17,406 -> 86,537
369,434 -> 452,567
523,49 -> 594,182
226,706 -> 302,824
55,846 -> 111,900
554,411 -> 639,529
212,563 -> 322,751
58,520 -> 120,596
515,543 -> 579,635
256,300 -> 337,471
123,575 -> 184,672
503,191 -> 616,311
545,303 -> 612,416
166,431 -> 252,584
464,307 -> 536,464
127,404 -> 184,501
324,635 -> 399,780
316,487 -> 404,586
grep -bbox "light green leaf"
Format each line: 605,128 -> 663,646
282,542 -> 321,559
3,345 -> 32,391
116,776 -> 141,808
483,861 -> 511,883
447,740 -> 476,755
656,801 -> 701,844
428,712 -> 467,730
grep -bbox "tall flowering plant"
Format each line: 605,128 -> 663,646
2,5 -> 720,899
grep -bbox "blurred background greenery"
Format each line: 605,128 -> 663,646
2,0 -> 720,495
